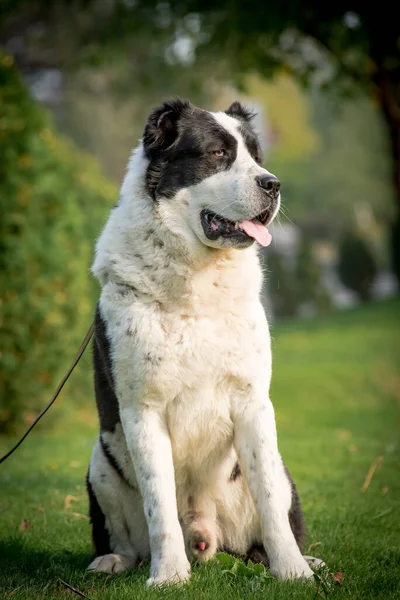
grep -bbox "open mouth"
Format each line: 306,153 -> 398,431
200,209 -> 272,247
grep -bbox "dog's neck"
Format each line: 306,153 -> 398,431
93,147 -> 263,311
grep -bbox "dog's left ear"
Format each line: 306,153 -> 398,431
225,102 -> 256,123
143,98 -> 192,155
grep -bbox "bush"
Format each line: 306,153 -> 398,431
265,250 -> 298,318
295,235 -> 332,313
0,53 -> 117,433
337,231 -> 378,302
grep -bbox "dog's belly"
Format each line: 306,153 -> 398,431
166,381 -> 234,480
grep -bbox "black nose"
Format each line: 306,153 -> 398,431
256,174 -> 280,195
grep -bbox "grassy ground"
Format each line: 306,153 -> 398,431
1,300 -> 399,599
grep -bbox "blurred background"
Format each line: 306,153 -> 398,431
0,1 -> 399,433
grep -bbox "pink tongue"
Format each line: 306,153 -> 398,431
239,219 -> 272,247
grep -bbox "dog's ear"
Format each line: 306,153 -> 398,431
225,102 -> 256,123
143,99 -> 192,155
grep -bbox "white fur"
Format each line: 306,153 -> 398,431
89,111 -> 313,585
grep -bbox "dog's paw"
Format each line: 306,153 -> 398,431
147,554 -> 191,586
304,555 -> 327,570
87,553 -> 135,574
271,554 -> 314,580
187,526 -> 217,563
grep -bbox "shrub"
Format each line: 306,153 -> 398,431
295,234 -> 332,313
0,53 -> 117,432
337,231 -> 377,302
265,250 -> 298,318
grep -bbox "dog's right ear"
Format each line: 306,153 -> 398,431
143,99 -> 192,155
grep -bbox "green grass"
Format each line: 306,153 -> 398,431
1,300 -> 399,599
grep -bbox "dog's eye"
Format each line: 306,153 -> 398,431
213,149 -> 225,157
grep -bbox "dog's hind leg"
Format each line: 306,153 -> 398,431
86,439 -> 149,573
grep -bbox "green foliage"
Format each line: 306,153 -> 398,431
265,236 -> 331,318
216,552 -> 273,588
296,236 -> 320,303
337,231 -> 378,302
295,236 -> 332,313
0,53 -> 116,433
217,551 -> 335,596
265,250 -> 298,318
270,94 -> 394,234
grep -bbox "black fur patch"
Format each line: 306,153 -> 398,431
93,303 -> 121,433
233,463 -> 305,565
86,470 -> 111,557
229,461 -> 241,482
285,465 -> 306,550
143,98 -> 262,201
225,101 -> 256,123
100,435 -> 136,490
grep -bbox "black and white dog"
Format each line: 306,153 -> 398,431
87,99 -> 321,585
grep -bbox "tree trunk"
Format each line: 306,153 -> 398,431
376,66 -> 400,211
376,65 -> 400,282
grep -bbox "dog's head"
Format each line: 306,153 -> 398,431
142,99 -> 280,250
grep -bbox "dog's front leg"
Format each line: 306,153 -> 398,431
120,405 -> 190,585
234,398 -> 313,580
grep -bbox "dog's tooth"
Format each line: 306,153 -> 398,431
234,222 -> 239,230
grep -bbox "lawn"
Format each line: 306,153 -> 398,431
1,300 -> 399,599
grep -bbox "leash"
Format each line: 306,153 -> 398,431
0,321 -> 95,465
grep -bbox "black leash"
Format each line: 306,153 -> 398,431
0,321 -> 95,465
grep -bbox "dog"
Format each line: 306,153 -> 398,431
86,99 -> 321,585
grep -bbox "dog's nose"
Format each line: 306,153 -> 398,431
256,174 -> 280,196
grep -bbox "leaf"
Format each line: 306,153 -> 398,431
247,559 -> 254,569
64,494 -> 79,510
332,571 -> 344,585
229,560 -> 241,575
253,563 -> 266,576
19,519 -> 32,531
222,569 -> 237,578
235,562 -> 254,577
216,552 -> 237,568
69,512 -> 89,520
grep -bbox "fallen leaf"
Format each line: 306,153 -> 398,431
332,571 -> 344,585
19,519 -> 32,531
348,444 -> 358,453
382,486 -> 390,495
64,495 -> 78,510
361,455 -> 384,492
70,512 -> 89,520
69,461 -> 81,469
